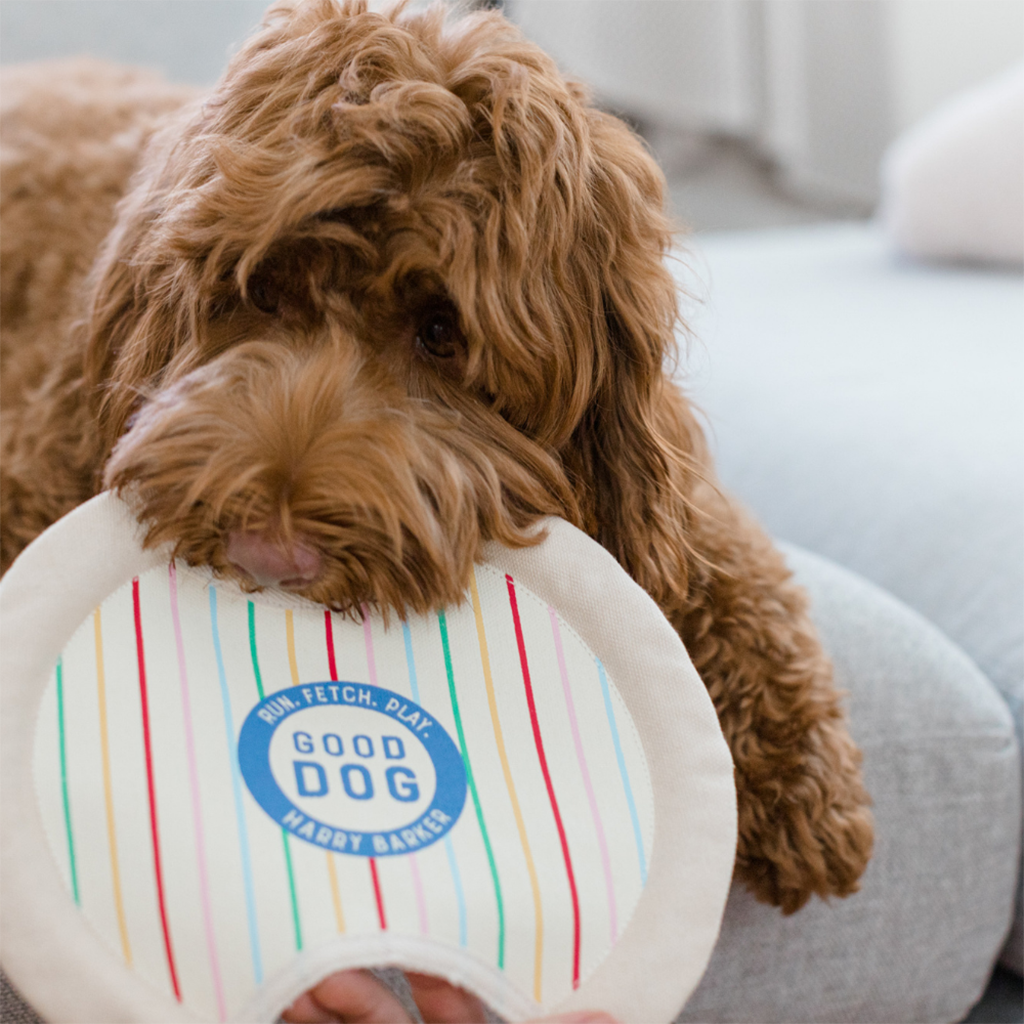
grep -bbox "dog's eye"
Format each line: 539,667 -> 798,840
415,309 -> 461,360
247,274 -> 279,314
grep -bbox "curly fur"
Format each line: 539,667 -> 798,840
0,0 -> 872,913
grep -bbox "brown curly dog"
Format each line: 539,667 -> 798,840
1,0 -> 871,964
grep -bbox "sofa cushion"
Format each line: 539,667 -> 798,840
677,222 -> 1023,970
880,63 -> 1024,268
679,544 -> 1020,1023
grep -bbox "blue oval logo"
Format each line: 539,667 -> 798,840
238,682 -> 466,857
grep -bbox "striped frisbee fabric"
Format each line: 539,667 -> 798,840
31,559 -> 655,1021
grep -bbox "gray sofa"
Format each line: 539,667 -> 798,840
673,222 -> 1022,1022
3,227 -> 1021,1024
682,544 -> 1017,1023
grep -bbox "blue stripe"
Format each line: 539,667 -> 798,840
401,622 -> 423,703
402,621 -> 467,946
209,586 -> 264,982
443,835 -> 467,947
597,658 -> 647,884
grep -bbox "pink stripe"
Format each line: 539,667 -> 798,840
361,608 -> 428,933
169,564 -> 226,1020
549,607 -> 618,943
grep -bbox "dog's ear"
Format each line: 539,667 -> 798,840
81,105 -> 226,452
559,109 -> 707,603
81,211 -> 181,450
451,36 -> 707,597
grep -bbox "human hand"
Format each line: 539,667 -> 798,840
281,969 -> 618,1023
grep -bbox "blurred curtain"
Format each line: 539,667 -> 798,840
760,1 -> 890,206
512,0 -> 1024,207
507,0 -> 891,207
506,1 -> 759,133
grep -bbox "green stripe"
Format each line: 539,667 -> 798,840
280,832 -> 302,950
438,608 -> 504,968
247,601 -> 265,700
56,658 -> 80,904
247,601 -> 301,950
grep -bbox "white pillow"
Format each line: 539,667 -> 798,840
881,63 -> 1024,267
0,493 -> 735,1023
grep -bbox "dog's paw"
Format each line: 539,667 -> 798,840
734,733 -> 874,914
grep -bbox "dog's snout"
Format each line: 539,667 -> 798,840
226,530 -> 322,589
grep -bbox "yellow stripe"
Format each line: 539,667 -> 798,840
285,610 -> 301,687
287,609 -> 347,933
94,608 -> 132,966
470,568 -> 544,1002
326,854 -> 346,933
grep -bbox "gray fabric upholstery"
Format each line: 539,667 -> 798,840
1,972 -> 43,1024
962,967 -> 1024,1023
679,222 -> 1024,972
679,544 -> 1020,1024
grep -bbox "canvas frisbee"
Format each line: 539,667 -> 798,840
0,492 -> 736,1023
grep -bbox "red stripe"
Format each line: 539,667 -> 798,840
505,574 -> 581,988
324,610 -> 388,932
132,578 -> 182,1001
369,858 -> 387,930
324,611 -> 338,681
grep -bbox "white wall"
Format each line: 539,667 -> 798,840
509,0 -> 758,134
0,0 -> 267,84
886,0 -> 1024,131
760,0 -> 892,205
509,0 -> 1024,207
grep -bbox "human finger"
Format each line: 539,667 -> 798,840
281,989 -> 339,1023
405,971 -> 488,1023
283,969 -> 415,1023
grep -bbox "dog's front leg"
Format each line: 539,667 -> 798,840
671,489 -> 874,914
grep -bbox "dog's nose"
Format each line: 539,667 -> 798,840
225,530 -> 322,588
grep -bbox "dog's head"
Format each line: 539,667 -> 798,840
89,0 -> 702,615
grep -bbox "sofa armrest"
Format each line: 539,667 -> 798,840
679,545 -> 1020,1023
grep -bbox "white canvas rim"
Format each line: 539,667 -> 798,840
0,491 -> 736,1023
